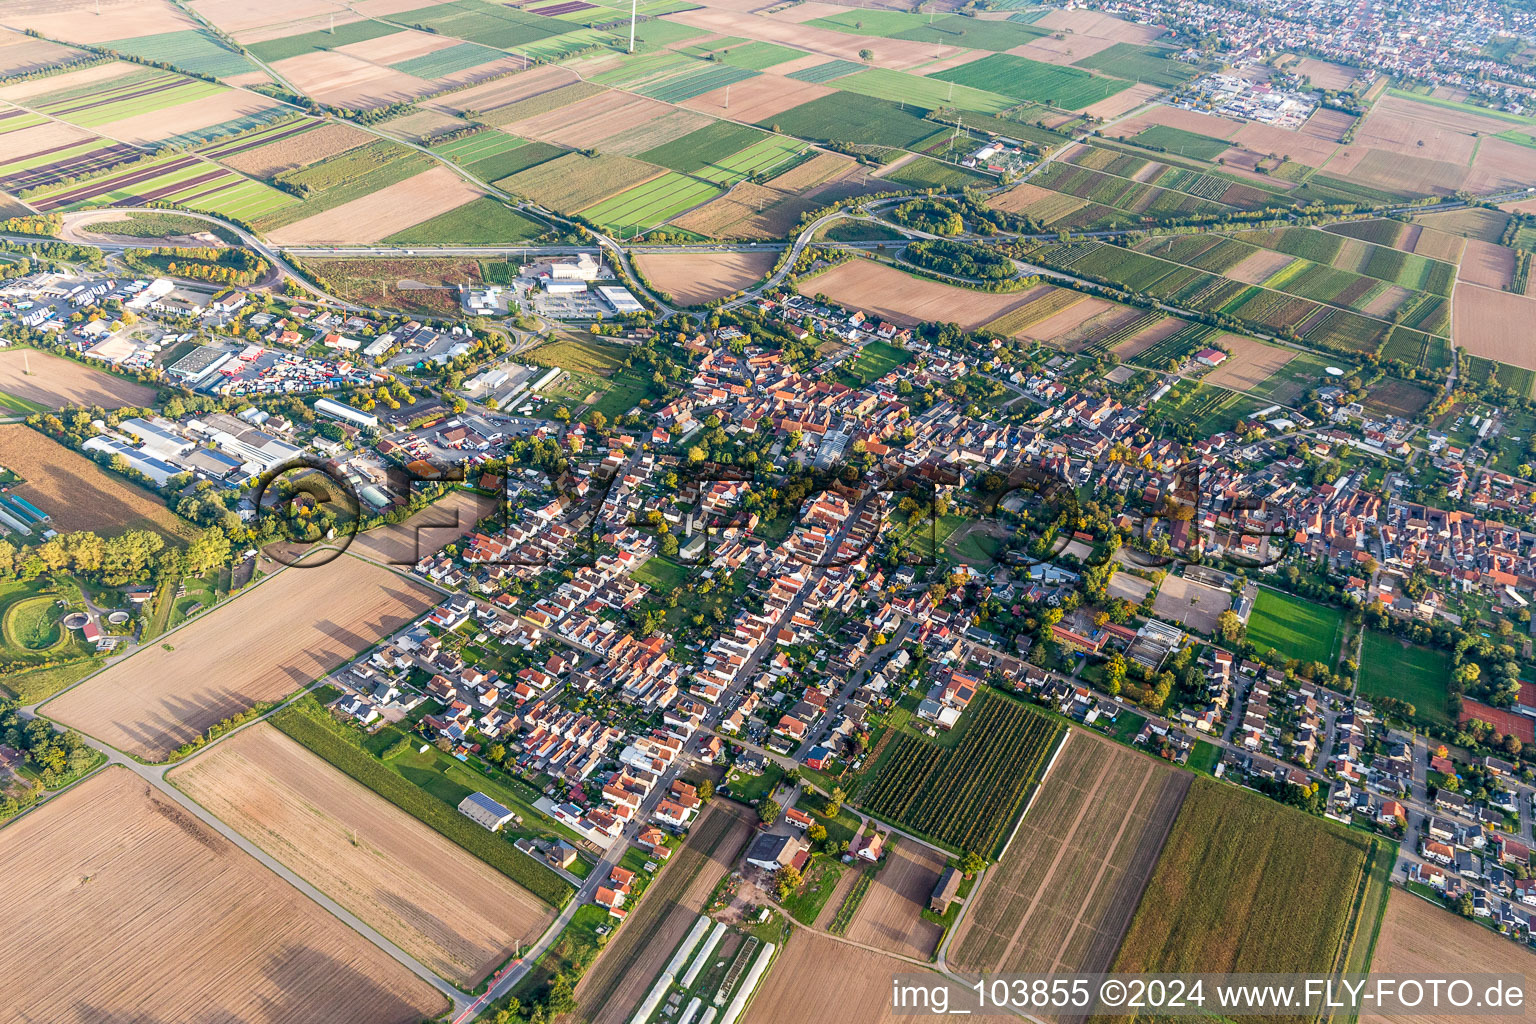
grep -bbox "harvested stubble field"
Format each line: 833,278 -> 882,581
797,260 -> 1034,329
634,250 -> 775,304
267,165 -> 483,243
684,72 -> 836,121
950,730 -> 1189,978
1199,336 -> 1295,393
43,555 -> 438,761
1109,778 -> 1383,1024
744,930 -> 1017,1024
0,424 -> 194,540
0,766 -> 447,1024
270,50 -> 431,109
209,121 -> 370,178
1457,239 -> 1516,290
505,89 -> 676,149
497,151 -> 662,212
575,801 -> 755,1024
0,347 -> 156,408
842,837 -> 946,959
170,723 -> 554,987
0,0 -> 193,43
1452,283 -> 1536,372
1361,890 -> 1534,1024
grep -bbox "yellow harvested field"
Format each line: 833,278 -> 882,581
1415,207 -> 1509,242
0,766 -> 448,1024
1201,336 -> 1296,393
170,724 -> 555,987
1362,890 -> 1536,1024
0,424 -> 194,540
797,260 -> 1036,329
101,89 -> 283,146
1227,246 -> 1297,285
267,165 -> 483,243
683,73 -> 835,121
1012,33 -> 1118,65
1292,57 -> 1360,90
221,120 -> 371,177
1035,7 -> 1166,42
1081,81 -> 1159,121
1452,284 -> 1536,372
271,49 -> 431,108
0,346 -> 157,408
634,250 -> 775,305
1457,239 -> 1515,290
0,0 -> 193,43
43,556 -> 439,760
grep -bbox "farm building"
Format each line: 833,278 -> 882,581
458,792 -> 516,832
930,865 -> 961,913
1195,348 -> 1228,367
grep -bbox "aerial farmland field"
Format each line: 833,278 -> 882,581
1109,778 -> 1389,1022
949,729 -> 1189,977
0,766 -> 448,1024
169,723 -> 556,987
0,348 -> 156,409
42,555 -> 439,761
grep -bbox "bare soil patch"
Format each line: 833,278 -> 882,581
0,765 -> 447,1024
666,7 -> 962,70
1452,283 -> 1536,373
510,90 -> 676,148
1108,105 -> 1238,142
1035,8 -> 1165,42
1229,121 -> 1339,166
1328,146 -> 1465,196
1407,225 -> 1466,264
270,50 -> 431,108
337,27 -> 457,64
1292,57 -> 1359,90
1018,294 -> 1120,346
1012,33 -> 1117,65
797,260 -> 1034,329
1151,573 -> 1232,633
376,107 -> 465,142
0,423 -> 193,540
1457,239 -> 1516,290
192,0 -> 348,38
170,724 -> 554,987
1414,207 -> 1509,242
683,73 -> 835,121
1200,335 -> 1295,393
267,165 -> 482,243
221,120 -> 370,177
844,838 -> 946,960
1112,314 -> 1184,358
949,729 -> 1190,978
1080,81 -> 1159,121
0,347 -> 156,408
1362,890 -> 1536,1024
44,555 -> 438,760
0,59 -> 139,101
1466,136 -> 1536,193
431,64 -> 578,115
1226,246 -> 1296,285
635,250 -> 776,305
1301,107 -> 1355,143
0,0 -> 192,43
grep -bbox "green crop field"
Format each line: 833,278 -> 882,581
639,121 -> 768,173
383,197 -> 545,244
808,10 -> 1048,51
36,74 -> 224,128
1128,124 -> 1230,160
786,59 -> 863,83
580,172 -> 722,231
390,1 -> 568,48
256,139 -> 431,228
1113,779 -> 1383,1010
1356,630 -> 1452,724
102,30 -> 255,78
1072,43 -> 1199,88
498,151 -> 661,213
634,63 -> 758,103
1246,589 -> 1343,665
431,132 -> 563,181
248,21 -> 399,61
882,154 -> 991,189
761,92 -> 937,148
716,41 -> 803,70
834,66 -> 1016,115
931,53 -> 1129,110
389,41 -> 503,78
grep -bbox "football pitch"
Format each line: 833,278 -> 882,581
1245,588 -> 1342,665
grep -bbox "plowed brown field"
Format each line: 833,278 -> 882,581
170,724 -> 554,986
0,347 -> 156,408
843,838 -> 946,959
44,555 -> 438,760
634,250 -> 775,305
0,765 -> 447,1024
797,260 -> 1034,329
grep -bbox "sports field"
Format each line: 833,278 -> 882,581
1357,629 -> 1452,725
1246,588 -> 1343,665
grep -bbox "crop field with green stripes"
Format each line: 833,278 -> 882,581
101,30 -> 255,79
389,41 -> 504,78
633,64 -> 758,103
430,131 -> 561,181
580,172 -> 722,231
247,21 -> 399,62
32,72 -> 225,128
834,67 -> 1016,115
931,53 -> 1130,110
27,154 -> 294,220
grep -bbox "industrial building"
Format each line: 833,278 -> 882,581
315,397 -> 379,430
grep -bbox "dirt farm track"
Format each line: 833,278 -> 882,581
0,766 -> 446,1024
43,555 -> 438,761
